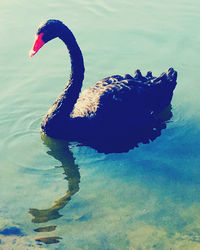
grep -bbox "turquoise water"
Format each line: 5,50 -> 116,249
1,0 -> 200,249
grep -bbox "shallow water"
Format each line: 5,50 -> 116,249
0,0 -> 200,249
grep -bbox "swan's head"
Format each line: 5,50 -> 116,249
29,19 -> 64,57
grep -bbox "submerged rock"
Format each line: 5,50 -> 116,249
0,227 -> 23,236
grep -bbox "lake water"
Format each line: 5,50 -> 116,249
0,0 -> 200,249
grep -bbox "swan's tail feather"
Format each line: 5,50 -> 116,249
152,68 -> 177,91
166,67 -> 178,90
133,68 -> 177,91
149,68 -> 177,113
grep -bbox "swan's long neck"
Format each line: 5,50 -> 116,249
41,26 -> 85,137
59,26 -> 85,116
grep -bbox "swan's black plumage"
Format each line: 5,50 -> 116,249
30,19 -> 177,145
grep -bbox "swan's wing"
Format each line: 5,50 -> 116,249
70,74 -> 136,118
70,68 -> 177,119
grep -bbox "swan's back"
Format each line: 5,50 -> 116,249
70,68 -> 177,122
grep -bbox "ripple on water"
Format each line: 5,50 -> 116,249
82,0 -> 116,17
9,109 -> 43,134
3,130 -> 58,172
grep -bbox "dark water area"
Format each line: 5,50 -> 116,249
0,0 -> 200,249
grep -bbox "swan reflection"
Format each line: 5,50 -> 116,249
29,134 -> 80,224
29,104 -> 173,244
29,134 -> 80,244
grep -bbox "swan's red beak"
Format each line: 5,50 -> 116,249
29,33 -> 45,57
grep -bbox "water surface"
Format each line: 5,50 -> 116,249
0,0 -> 200,249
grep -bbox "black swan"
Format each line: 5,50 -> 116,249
29,19 -> 177,145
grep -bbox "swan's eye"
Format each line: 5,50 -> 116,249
29,33 -> 45,57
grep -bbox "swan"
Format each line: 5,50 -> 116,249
29,19 -> 177,142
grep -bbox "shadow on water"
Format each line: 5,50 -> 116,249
29,135 -> 80,245
29,105 -> 173,245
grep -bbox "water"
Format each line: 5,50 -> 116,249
0,0 -> 200,249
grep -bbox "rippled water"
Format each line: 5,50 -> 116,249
0,0 -> 200,249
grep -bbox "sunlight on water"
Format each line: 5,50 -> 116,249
0,0 -> 200,249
